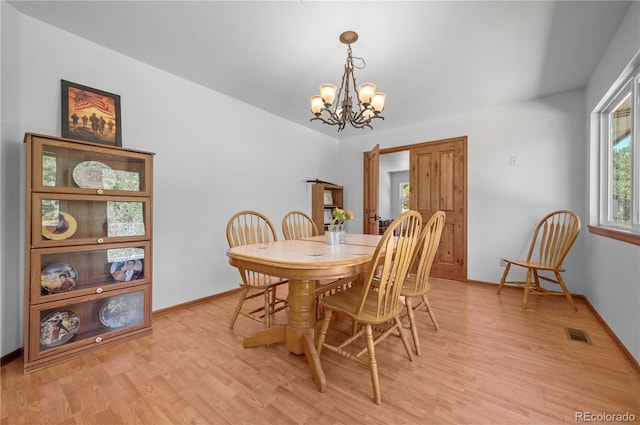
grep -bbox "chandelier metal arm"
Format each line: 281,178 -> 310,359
310,108 -> 384,130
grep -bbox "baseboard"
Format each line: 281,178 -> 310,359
575,294 -> 640,375
152,287 -> 241,317
464,278 -> 495,286
1,348 -> 22,367
466,279 -> 640,375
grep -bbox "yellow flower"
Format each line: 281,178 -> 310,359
329,208 -> 354,231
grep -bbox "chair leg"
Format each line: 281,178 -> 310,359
263,287 -> 273,328
533,269 -> 542,291
395,316 -> 414,362
522,269 -> 532,309
555,272 -> 577,311
229,286 -> 249,330
422,294 -> 440,330
364,324 -> 381,405
497,263 -> 511,294
316,309 -> 333,355
404,297 -> 421,355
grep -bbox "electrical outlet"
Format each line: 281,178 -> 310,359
509,156 -> 517,167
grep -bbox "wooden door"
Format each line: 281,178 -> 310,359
410,137 -> 467,280
363,145 -> 380,234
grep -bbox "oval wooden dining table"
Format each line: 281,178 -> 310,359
226,234 -> 381,392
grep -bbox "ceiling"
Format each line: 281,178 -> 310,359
8,0 -> 632,140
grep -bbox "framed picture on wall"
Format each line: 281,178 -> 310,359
61,80 -> 122,146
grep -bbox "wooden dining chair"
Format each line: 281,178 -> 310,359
496,210 -> 581,310
281,210 -> 318,240
400,210 -> 445,355
316,210 -> 423,404
226,211 -> 288,329
281,210 -> 351,321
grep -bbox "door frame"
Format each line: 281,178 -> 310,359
364,136 -> 467,280
363,144 -> 380,234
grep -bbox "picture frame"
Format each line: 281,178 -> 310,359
324,209 -> 333,224
61,80 -> 122,146
110,259 -> 144,282
323,190 -> 333,205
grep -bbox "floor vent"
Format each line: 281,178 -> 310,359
564,327 -> 592,344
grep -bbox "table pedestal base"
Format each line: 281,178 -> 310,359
242,279 -> 326,392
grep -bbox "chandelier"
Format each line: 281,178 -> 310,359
310,31 -> 386,132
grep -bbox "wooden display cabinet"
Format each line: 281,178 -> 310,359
311,183 -> 344,235
23,133 -> 154,373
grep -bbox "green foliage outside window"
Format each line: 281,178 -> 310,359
612,144 -> 631,223
401,183 -> 410,213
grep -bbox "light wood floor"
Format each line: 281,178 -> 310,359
2,279 -> 639,425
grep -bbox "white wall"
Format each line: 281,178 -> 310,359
0,4 -> 339,357
378,156 -> 392,219
1,1 -> 24,359
338,89 -> 587,289
0,1 -> 3,357
378,169 -> 391,219
584,1 -> 640,363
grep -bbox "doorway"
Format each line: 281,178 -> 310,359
364,136 -> 467,280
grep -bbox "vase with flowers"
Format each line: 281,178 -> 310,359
326,208 -> 354,244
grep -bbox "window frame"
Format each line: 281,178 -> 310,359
590,68 -> 640,246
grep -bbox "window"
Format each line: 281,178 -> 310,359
399,182 -> 410,214
594,68 -> 640,244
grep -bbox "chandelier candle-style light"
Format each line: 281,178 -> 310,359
310,31 -> 386,132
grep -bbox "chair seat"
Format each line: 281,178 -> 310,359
400,273 -> 432,297
321,283 -> 404,325
503,258 -> 564,272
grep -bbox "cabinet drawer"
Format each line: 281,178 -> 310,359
32,194 -> 151,248
31,242 -> 151,304
28,134 -> 152,196
28,286 -> 151,362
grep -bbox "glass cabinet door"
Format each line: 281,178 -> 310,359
29,286 -> 150,361
31,242 -> 151,304
32,194 -> 151,248
30,136 -> 151,195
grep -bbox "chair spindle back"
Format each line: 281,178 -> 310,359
357,210 -> 422,320
282,210 -> 318,240
226,211 -> 280,285
526,210 -> 580,268
227,210 -> 277,248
